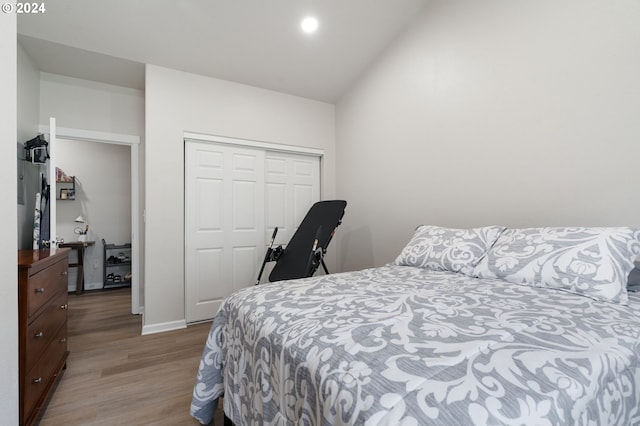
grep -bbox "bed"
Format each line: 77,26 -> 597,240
191,226 -> 640,425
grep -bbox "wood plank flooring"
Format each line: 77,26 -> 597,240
38,288 -> 224,425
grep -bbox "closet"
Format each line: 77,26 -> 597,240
184,138 -> 321,322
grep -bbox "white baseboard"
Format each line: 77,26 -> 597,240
141,319 -> 187,335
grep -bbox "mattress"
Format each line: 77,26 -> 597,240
191,265 -> 640,425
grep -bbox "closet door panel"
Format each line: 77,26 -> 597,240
265,152 -> 320,248
186,141 -> 320,322
186,142 -> 265,323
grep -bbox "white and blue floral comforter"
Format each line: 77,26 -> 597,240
191,266 -> 640,425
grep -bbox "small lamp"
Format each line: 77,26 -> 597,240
74,215 -> 89,242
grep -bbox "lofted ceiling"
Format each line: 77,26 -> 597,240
17,0 -> 427,102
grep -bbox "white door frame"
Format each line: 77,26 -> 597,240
184,132 -> 324,157
40,125 -> 142,315
48,118 -> 57,249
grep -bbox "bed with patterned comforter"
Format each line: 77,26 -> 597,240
190,226 -> 640,425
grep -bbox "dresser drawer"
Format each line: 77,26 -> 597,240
24,291 -> 68,373
22,325 -> 68,421
27,258 -> 68,318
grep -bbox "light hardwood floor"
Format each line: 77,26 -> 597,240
39,288 -> 224,425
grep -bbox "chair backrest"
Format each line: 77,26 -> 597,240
269,200 -> 346,282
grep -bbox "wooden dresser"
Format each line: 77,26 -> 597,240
18,248 -> 71,426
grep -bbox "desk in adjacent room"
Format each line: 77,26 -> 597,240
59,241 -> 95,295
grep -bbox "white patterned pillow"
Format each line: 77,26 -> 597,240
394,225 -> 506,275
473,227 -> 640,304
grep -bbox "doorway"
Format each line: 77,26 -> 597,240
42,125 -> 142,315
56,138 -> 131,291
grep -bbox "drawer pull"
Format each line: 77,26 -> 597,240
35,288 -> 45,294
60,304 -> 68,310
59,337 -> 67,343
33,377 -> 42,384
34,331 -> 44,338
61,271 -> 68,276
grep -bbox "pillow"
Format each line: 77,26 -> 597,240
473,227 -> 640,304
394,225 -> 506,275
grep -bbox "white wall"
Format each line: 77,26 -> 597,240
336,0 -> 640,271
17,42 -> 41,250
56,138 -> 131,290
144,65 -> 335,331
40,73 -> 144,136
1,10 -> 19,425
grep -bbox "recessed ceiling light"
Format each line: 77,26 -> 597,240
301,17 -> 319,34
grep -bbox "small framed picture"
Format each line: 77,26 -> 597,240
60,188 -> 68,200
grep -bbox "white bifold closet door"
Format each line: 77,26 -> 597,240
185,141 -> 320,323
265,152 -> 320,248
